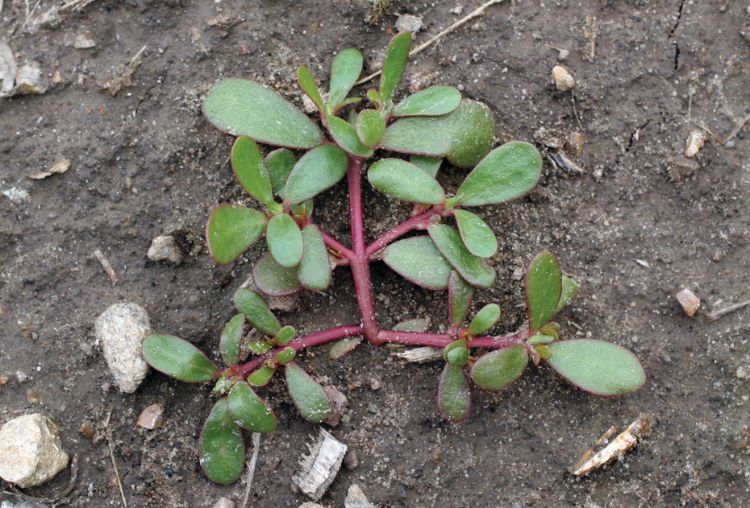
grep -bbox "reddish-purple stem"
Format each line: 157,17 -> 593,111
377,329 -> 528,349
365,208 -> 447,257
319,229 -> 355,260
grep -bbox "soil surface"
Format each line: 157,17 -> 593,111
1,1 -> 749,507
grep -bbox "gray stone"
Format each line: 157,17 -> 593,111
212,498 -> 235,508
0,414 -> 69,488
14,63 -> 47,95
396,14 -> 422,34
345,483 -> 375,508
94,302 -> 151,393
147,234 -> 183,264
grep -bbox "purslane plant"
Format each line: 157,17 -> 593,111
142,33 -> 646,485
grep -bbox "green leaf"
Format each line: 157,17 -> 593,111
438,364 -> 471,423
555,275 -> 581,314
409,155 -> 442,178
381,100 -> 495,168
356,109 -> 386,148
248,339 -> 272,355
206,205 -> 267,264
290,199 -> 314,221
297,224 -> 332,291
281,144 -> 349,204
428,224 -> 495,288
328,48 -> 363,112
233,288 -> 281,336
327,115 -> 374,158
528,333 -> 555,345
526,252 -> 562,331
453,141 -> 542,207
143,334 -> 218,383
470,345 -> 528,391
275,347 -> 296,365
252,253 -> 302,296
382,236 -> 452,290
200,399 -> 245,485
266,148 -> 296,195
231,136 -> 273,205
367,158 -> 445,204
266,214 -> 303,268
393,318 -> 430,332
379,32 -> 412,105
285,362 -> 330,423
448,272 -> 473,327
329,337 -> 362,359
227,381 -> 277,433
220,314 -> 244,366
273,325 -> 296,346
392,86 -> 461,117
453,209 -> 497,258
247,364 -> 275,387
203,78 -> 323,149
468,304 -> 501,336
298,66 -> 324,113
546,339 -> 646,396
443,340 -> 469,367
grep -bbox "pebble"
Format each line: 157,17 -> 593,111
323,386 -> 347,427
552,65 -> 575,92
212,498 -> 235,508
675,288 -> 700,317
0,41 -> 15,97
136,403 -> 164,429
2,187 -> 30,204
343,449 -> 359,470
0,414 -> 69,488
14,63 -> 47,95
684,129 -> 705,158
94,302 -> 152,393
147,234 -> 183,264
73,32 -> 96,49
736,365 -> 749,380
299,504 -> 325,508
345,483 -> 375,508
396,13 -> 422,34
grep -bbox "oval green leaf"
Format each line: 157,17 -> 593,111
546,339 -> 646,396
470,345 -> 528,391
273,325 -> 296,346
327,115 -> 374,158
409,155 -> 442,178
220,314 -> 244,366
367,158 -> 445,204
143,334 -> 218,383
203,78 -> 323,149
428,224 -> 495,288
247,364 -> 275,387
526,252 -> 562,331
438,364 -> 471,423
393,318 -> 430,332
266,214 -> 303,268
468,303 -> 501,336
555,275 -> 581,314
454,209 -> 497,258
356,109 -> 386,148
231,136 -> 273,205
206,205 -> 267,265
328,48 -> 363,112
297,224 -> 332,291
379,32 -> 412,105
233,288 -> 281,336
252,253 -> 302,297
448,272 -> 473,327
200,398 -> 244,485
454,141 -> 542,207
285,362 -> 330,423
392,86 -> 461,117
382,236 -> 453,290
298,66 -> 324,113
266,149 -> 297,195
281,144 -> 349,204
227,381 -> 277,433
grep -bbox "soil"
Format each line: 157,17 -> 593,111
1,0 -> 749,507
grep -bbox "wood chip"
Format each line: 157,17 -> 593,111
28,159 -> 71,180
571,413 -> 653,476
394,346 -> 442,364
293,429 -> 347,501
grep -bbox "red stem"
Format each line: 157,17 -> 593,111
365,208 -> 446,257
376,329 -> 528,349
319,229 -> 355,260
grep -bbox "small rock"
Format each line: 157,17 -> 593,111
301,94 -> 318,114
0,375 -> 8,385
396,13 -> 422,34
0,414 -> 69,488
557,48 -> 570,61
2,187 -> 30,204
299,504 -> 325,508
15,370 -> 29,383
449,5 -> 464,15
0,42 -> 16,97
368,377 -> 381,391
675,288 -> 700,317
345,483 -> 375,508
74,32 -> 96,49
736,365 -> 749,380
136,403 -> 164,429
79,421 -> 96,440
684,129 -> 706,158
565,131 -> 585,157
51,70 -> 63,86
552,65 -> 575,92
94,302 -> 151,393
343,449 -> 359,470
14,63 -> 47,95
323,386 -> 347,427
147,234 -> 183,264
212,498 -> 235,508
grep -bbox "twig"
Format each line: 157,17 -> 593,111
356,0 -> 505,86
240,433 -> 261,508
723,114 -> 750,144
106,421 -> 128,508
93,248 -> 119,284
18,0 -> 42,32
705,299 -> 750,321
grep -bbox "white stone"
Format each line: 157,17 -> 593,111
147,234 -> 183,264
684,129 -> 705,158
212,498 -> 236,508
94,302 -> 151,393
0,414 -> 69,487
396,13 -> 422,34
552,65 -> 575,92
74,32 -> 96,49
14,63 -> 47,95
345,483 -> 375,508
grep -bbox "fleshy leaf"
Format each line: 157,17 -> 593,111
393,318 -> 430,332
203,79 -> 323,149
379,32 -> 412,105
356,109 -> 386,148
143,334 -> 218,383
470,345 -> 528,391
448,272 -> 473,327
219,314 -> 244,366
206,205 -> 266,264
382,236 -> 452,290
291,199 -> 314,221
248,338 -> 272,355
468,303 -> 501,336
328,48 -> 364,112
428,224 -> 495,288
453,141 -> 542,207
297,224 -> 332,291
381,100 -> 494,168
231,136 -> 273,205
367,158 -> 445,204
275,347 -> 296,365
247,365 -> 275,387
281,144 -> 349,204
285,362 -> 330,423
329,337 -> 362,359
266,149 -> 297,195
555,275 -> 581,314
252,253 -> 302,296
409,155 -> 442,178
233,288 -> 281,336
438,364 -> 471,423
443,340 -> 469,367
392,86 -> 461,117
526,252 -> 562,331
454,209 -> 497,258
546,339 -> 645,395
227,381 -> 277,433
266,214 -> 303,268
298,66 -> 324,113
200,399 -> 245,485
274,325 -> 296,346
327,115 -> 374,158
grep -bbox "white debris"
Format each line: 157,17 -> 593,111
299,504 -> 326,508
396,13 -> 422,34
449,5 -> 464,15
147,234 -> 183,264
634,259 -> 650,268
0,414 -> 69,488
74,32 -> 96,49
293,429 -> 347,501
684,129 -> 706,158
571,413 -> 653,476
94,302 -> 151,393
394,346 -> 442,364
28,159 -> 71,180
212,498 -> 236,508
14,63 -> 47,95
136,403 -> 164,429
675,288 -> 700,317
345,483 -> 375,508
2,187 -> 30,204
552,65 -> 575,92
0,41 -> 16,97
